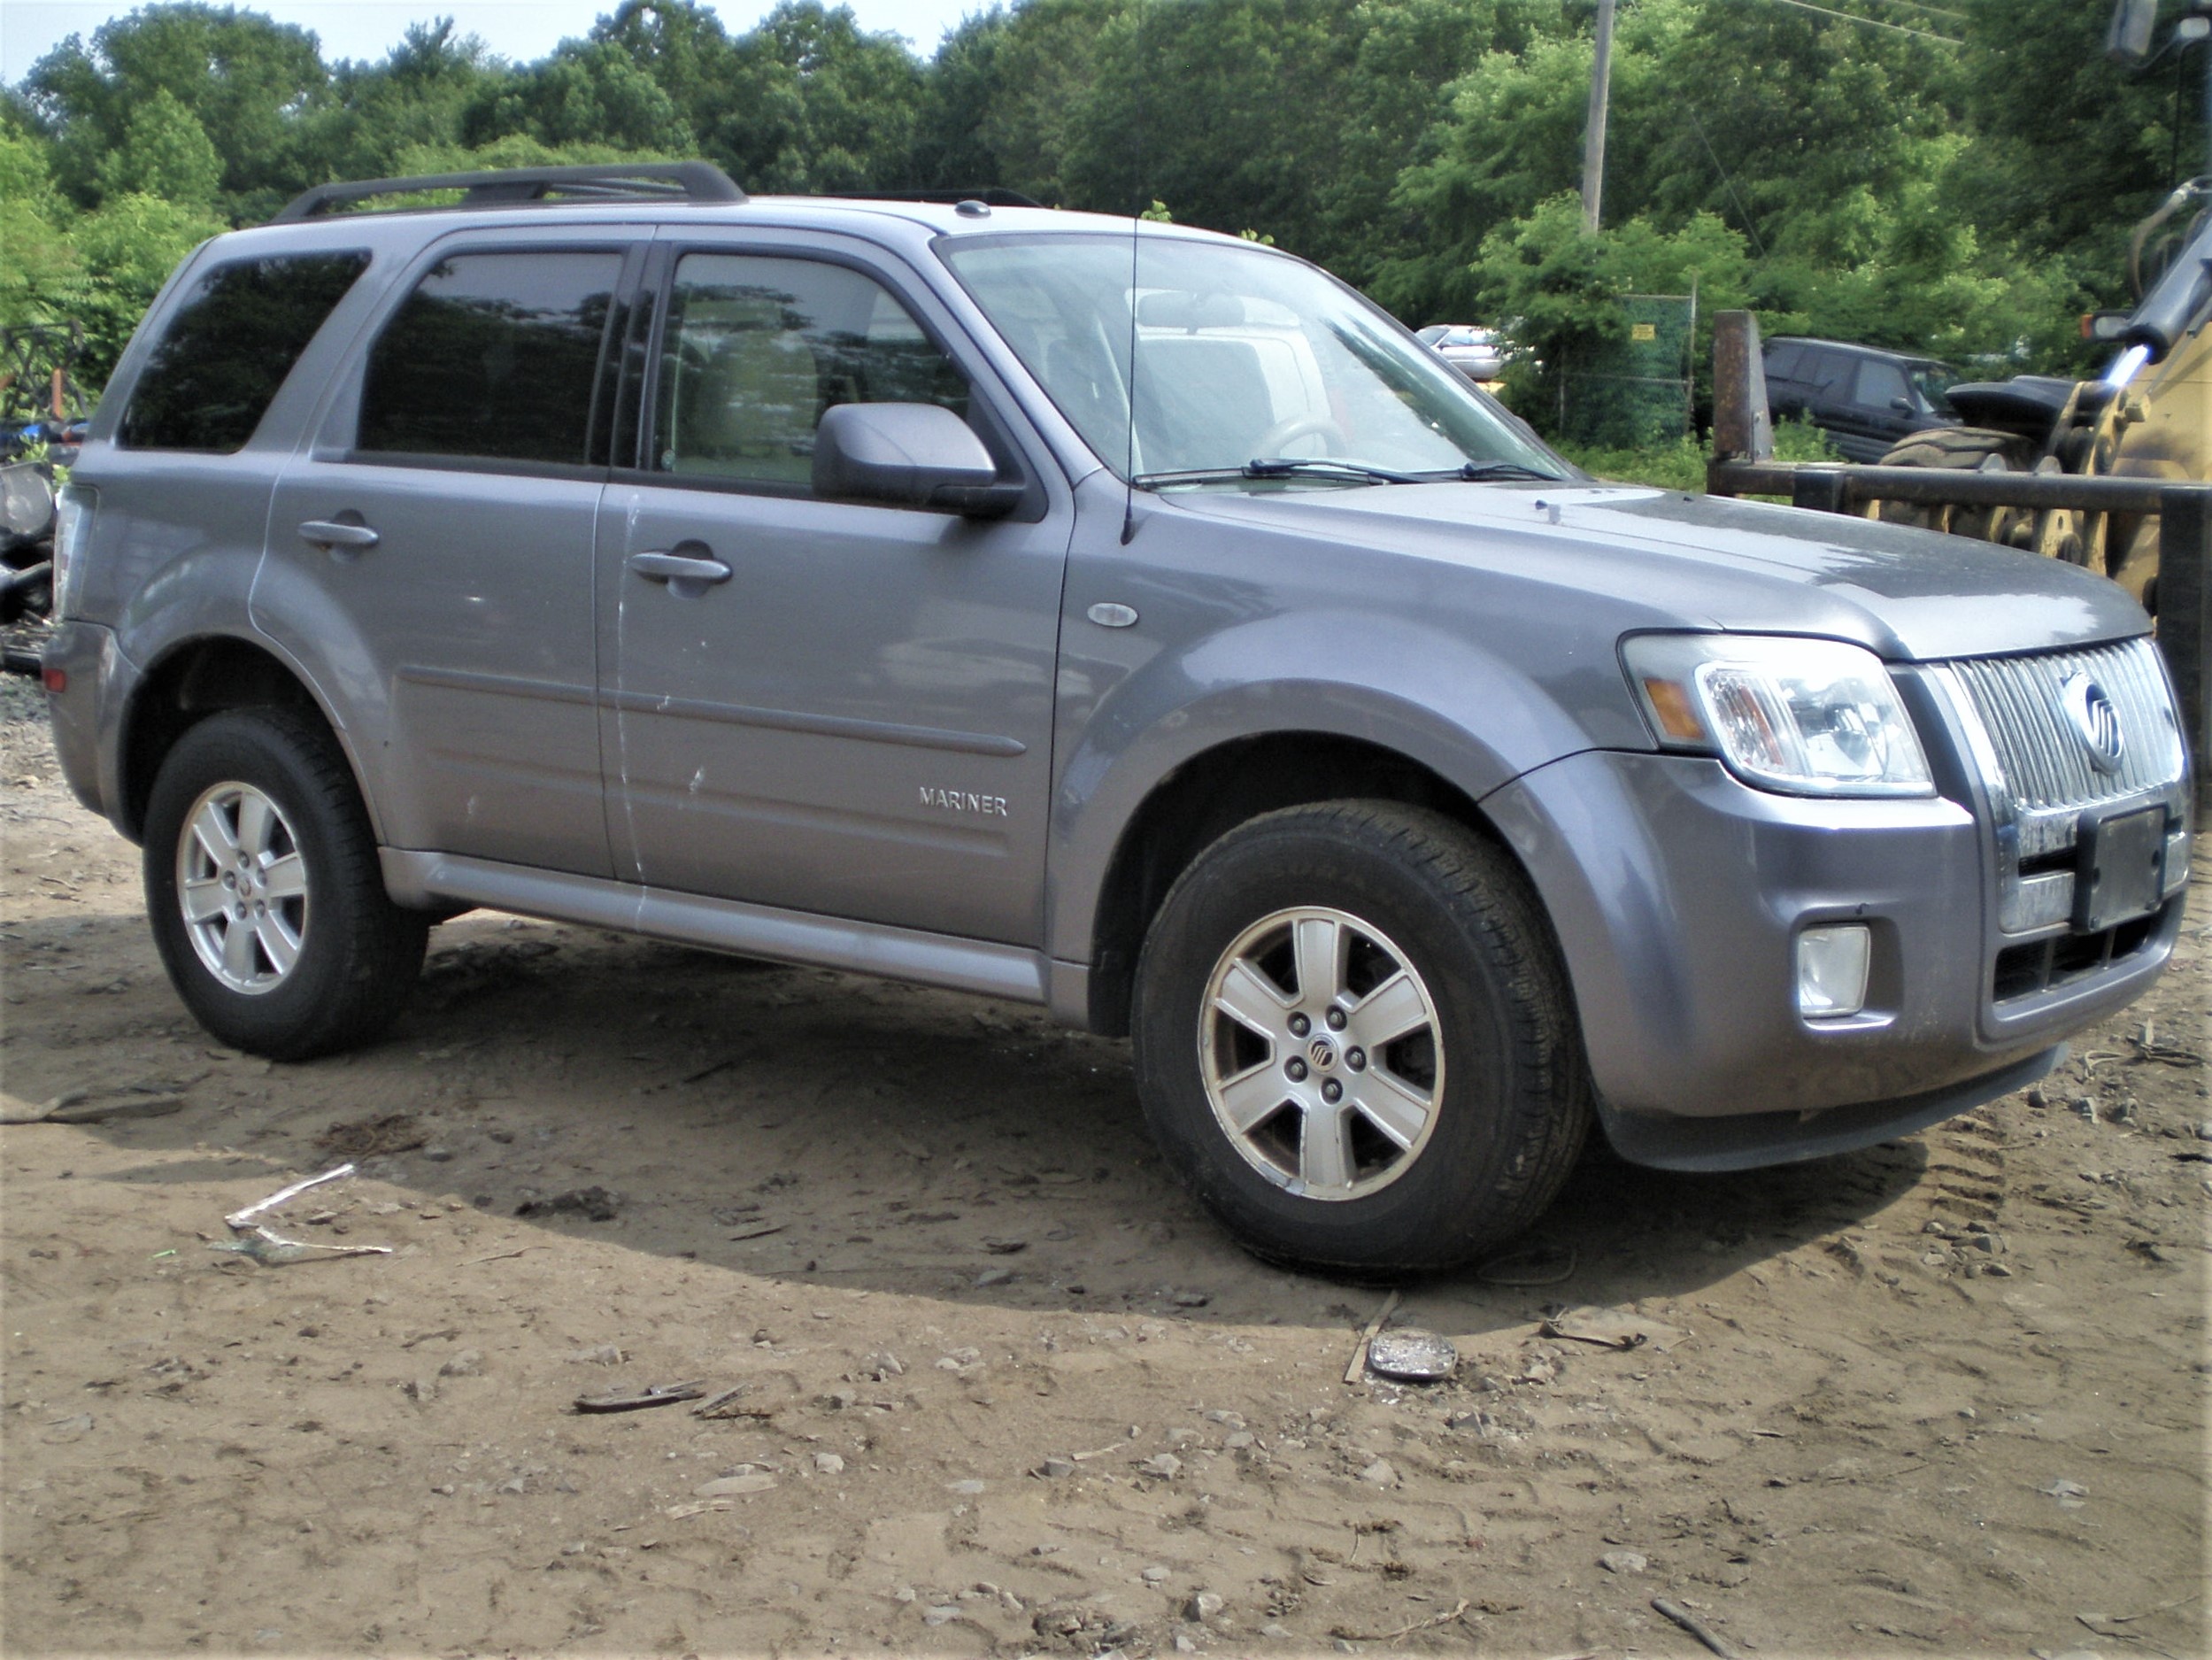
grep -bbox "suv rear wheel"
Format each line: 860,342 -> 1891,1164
1130,801 -> 1589,1276
143,708 -> 427,1060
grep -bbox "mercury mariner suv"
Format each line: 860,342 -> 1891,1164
42,163 -> 2193,1273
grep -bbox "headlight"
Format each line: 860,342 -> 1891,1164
1621,633 -> 1933,798
51,483 -> 96,621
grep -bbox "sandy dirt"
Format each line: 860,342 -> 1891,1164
2,676 -> 2206,1660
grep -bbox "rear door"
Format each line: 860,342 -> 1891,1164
594,232 -> 1071,946
258,230 -> 638,875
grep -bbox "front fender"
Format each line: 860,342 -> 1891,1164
1043,606 -> 1604,964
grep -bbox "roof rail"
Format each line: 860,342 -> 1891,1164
816,188 -> 1047,210
271,161 -> 745,224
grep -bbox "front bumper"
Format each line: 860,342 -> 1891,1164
1485,749 -> 2182,1158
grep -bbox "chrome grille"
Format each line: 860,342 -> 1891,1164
1933,637 -> 2189,942
1949,637 -> 2184,815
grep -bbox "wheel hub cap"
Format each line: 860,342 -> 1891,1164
1198,906 -> 1445,1201
176,780 -> 309,996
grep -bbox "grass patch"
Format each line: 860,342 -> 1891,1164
1551,418 -> 1838,492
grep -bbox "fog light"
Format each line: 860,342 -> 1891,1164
1797,923 -> 1870,1018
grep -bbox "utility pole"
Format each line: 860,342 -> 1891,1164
1581,0 -> 1617,233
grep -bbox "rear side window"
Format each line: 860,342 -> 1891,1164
358,251 -> 622,467
1807,351 -> 1856,396
119,251 -> 370,452
1763,342 -> 1806,382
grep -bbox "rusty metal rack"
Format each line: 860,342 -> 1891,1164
1704,314 -> 2208,809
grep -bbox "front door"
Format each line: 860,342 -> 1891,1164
596,242 -> 1068,946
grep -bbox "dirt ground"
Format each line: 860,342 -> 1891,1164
1,673 -> 2205,1660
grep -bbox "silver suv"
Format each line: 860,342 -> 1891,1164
42,164 -> 2193,1274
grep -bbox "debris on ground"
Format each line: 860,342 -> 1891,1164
516,1185 -> 618,1222
1474,1240 -> 1576,1285
573,1379 -> 709,1413
212,1162 -> 392,1264
315,1114 -> 427,1159
1364,1328 -> 1457,1381
1540,1304 -> 1692,1352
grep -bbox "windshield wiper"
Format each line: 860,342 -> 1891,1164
1135,457 -> 1423,488
1438,460 -> 1562,483
1134,456 -> 1564,489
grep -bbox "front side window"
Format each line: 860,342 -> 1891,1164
940,232 -> 1561,485
119,251 -> 370,452
358,250 -> 622,466
1854,358 -> 1910,410
653,253 -> 967,490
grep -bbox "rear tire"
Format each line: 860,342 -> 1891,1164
143,708 -> 427,1060
1130,801 -> 1589,1277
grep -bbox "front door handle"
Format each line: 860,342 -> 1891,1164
298,519 -> 380,552
628,549 -> 733,586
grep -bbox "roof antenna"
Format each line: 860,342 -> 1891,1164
1120,0 -> 1145,547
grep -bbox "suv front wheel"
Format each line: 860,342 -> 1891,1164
1131,801 -> 1588,1276
143,707 -> 428,1060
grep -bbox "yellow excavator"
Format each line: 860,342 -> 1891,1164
1876,1 -> 2212,615
1877,179 -> 2212,614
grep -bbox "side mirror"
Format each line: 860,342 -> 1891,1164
1889,397 -> 1915,414
812,403 -> 1022,517
2107,0 -> 2157,64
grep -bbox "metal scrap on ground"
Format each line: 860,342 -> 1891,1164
1541,1305 -> 1691,1352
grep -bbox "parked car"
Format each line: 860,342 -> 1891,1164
1418,323 -> 1508,383
42,164 -> 2191,1276
1764,336 -> 1960,461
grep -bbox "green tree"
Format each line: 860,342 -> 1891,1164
299,20 -> 498,187
466,39 -> 695,154
911,8 -> 1011,190
705,2 -> 927,192
94,86 -> 222,205
22,4 -> 329,218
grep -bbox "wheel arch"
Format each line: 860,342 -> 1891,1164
1072,728 -> 1522,1037
119,634 -> 373,844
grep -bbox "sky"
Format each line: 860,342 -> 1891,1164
1,0 -> 986,84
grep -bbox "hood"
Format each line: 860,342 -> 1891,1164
1161,480 -> 2146,662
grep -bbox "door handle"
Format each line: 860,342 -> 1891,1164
297,519 -> 380,552
628,550 -> 732,586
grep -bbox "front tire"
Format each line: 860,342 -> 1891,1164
1131,802 -> 1589,1276
143,708 -> 427,1060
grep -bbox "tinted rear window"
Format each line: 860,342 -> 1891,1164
119,251 -> 370,452
358,251 -> 622,467
1763,342 -> 1806,381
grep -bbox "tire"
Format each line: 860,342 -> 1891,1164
1875,427 -> 2038,544
1130,801 -> 1590,1277
143,707 -> 427,1061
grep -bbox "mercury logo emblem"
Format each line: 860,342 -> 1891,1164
1307,1038 -> 1337,1071
2060,673 -> 2125,775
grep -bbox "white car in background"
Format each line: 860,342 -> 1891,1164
1417,323 -> 1507,383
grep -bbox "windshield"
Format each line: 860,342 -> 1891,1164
1908,362 -> 1956,414
938,232 -> 1563,486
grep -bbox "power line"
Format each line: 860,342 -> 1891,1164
1687,107 -> 1767,260
1759,0 -> 1963,45
1861,0 -> 1969,19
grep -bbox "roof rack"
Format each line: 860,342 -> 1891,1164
815,188 -> 1046,210
271,161 -> 745,224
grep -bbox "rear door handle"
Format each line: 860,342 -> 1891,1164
297,520 -> 380,552
627,550 -> 732,586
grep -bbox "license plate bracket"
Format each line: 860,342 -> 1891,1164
2074,805 -> 2166,933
